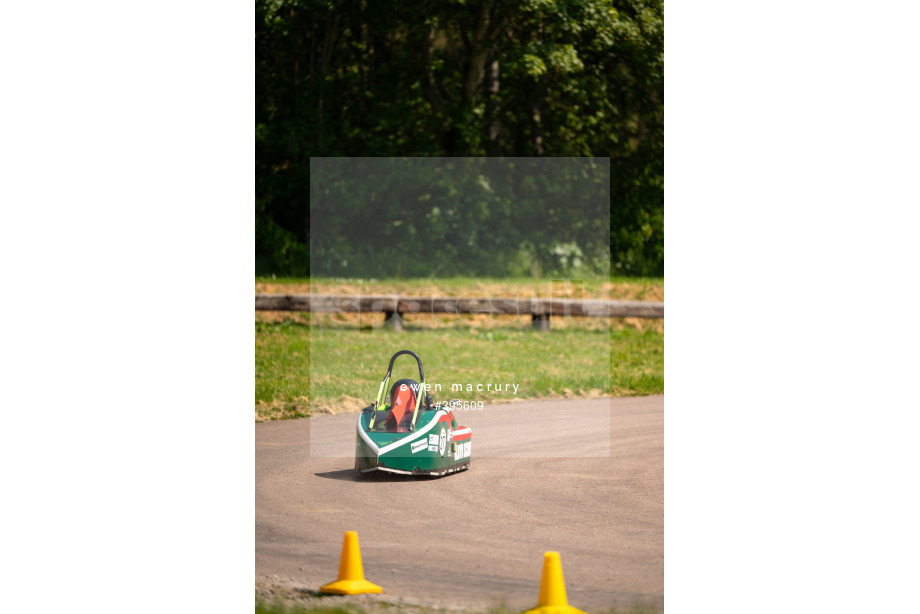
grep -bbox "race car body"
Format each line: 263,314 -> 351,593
355,350 -> 471,476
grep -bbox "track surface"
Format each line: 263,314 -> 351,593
256,396 -> 663,611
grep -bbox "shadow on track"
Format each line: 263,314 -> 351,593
314,468 -> 444,482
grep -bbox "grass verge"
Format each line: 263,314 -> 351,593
255,594 -> 658,614
255,276 -> 663,421
255,318 -> 662,421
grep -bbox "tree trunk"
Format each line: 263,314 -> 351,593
532,97 -> 544,156
462,2 -> 493,96
486,58 -> 501,154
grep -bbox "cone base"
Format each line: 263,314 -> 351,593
523,606 -> 587,614
319,578 -> 383,595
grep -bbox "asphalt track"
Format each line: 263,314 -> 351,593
256,396 -> 663,611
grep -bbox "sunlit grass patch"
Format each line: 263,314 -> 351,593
255,318 -> 662,421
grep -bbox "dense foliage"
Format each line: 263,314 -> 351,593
256,0 -> 663,277
310,157 -> 611,278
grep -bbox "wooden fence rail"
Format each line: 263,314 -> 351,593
256,293 -> 663,331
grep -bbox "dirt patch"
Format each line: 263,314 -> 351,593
257,279 -> 664,301
310,394 -> 369,415
255,394 -> 372,421
255,311 -> 312,324
255,398 -> 310,422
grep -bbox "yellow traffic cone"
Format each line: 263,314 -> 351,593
523,552 -> 587,614
319,531 -> 383,595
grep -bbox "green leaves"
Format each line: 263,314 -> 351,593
546,44 -> 584,73
522,44 -> 583,77
522,53 -> 547,77
255,0 -> 664,277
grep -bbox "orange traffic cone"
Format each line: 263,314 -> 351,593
523,552 -> 587,614
319,531 -> 382,595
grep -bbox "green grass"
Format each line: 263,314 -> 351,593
256,275 -> 665,286
255,596 -> 658,614
256,600 -> 369,614
255,318 -> 662,420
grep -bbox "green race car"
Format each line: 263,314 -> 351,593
355,350 -> 472,477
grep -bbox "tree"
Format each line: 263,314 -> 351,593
255,0 -> 664,276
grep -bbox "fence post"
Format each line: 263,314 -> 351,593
385,310 -> 404,331
531,313 -> 550,331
